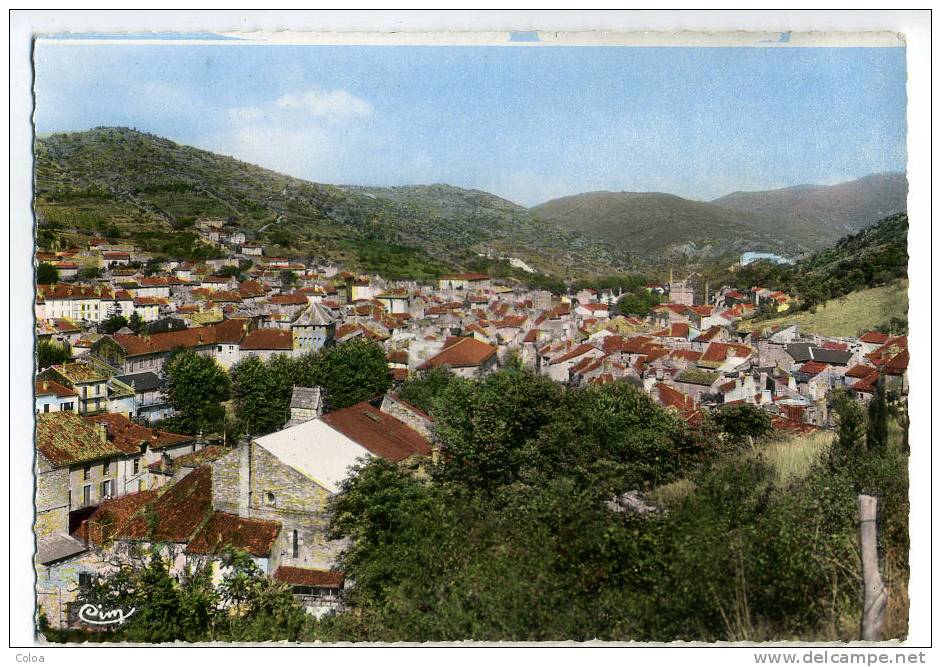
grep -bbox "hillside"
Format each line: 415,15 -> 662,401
530,191 -> 823,262
731,212 -> 908,307
34,127 -> 627,277
737,280 -> 908,337
713,172 -> 907,237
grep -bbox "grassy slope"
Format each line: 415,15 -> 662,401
712,172 -> 908,238
531,190 -> 834,262
34,127 -> 627,276
738,280 -> 909,337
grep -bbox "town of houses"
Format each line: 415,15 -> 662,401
33,225 -> 909,628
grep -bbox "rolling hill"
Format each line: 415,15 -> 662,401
34,127 -> 628,277
712,172 -> 908,237
529,191 -> 823,261
34,127 -> 908,278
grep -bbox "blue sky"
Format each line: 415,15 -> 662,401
33,40 -> 907,206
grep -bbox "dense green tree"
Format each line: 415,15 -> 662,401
830,389 -> 866,469
36,262 -> 59,284
230,340 -> 392,436
230,354 -> 295,436
78,266 -> 102,280
396,366 -> 460,415
36,340 -> 70,370
866,377 -> 889,454
162,348 -> 230,434
101,314 -> 129,334
128,310 -> 144,334
615,289 -> 661,317
280,270 -> 297,286
714,402 -> 773,447
217,264 -> 242,278
433,369 -> 562,489
299,338 -> 393,410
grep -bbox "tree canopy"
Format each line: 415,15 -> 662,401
162,348 -> 231,434
37,262 -> 59,284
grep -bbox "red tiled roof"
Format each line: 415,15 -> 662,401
883,350 -> 909,375
36,283 -> 115,301
492,315 -> 528,329
654,322 -> 689,338
186,511 -> 281,557
771,416 -> 819,434
240,328 -> 293,351
580,303 -> 610,312
692,325 -> 724,343
81,490 -> 160,546
271,293 -> 308,306
670,349 -> 703,363
549,342 -> 598,365
322,402 -> 433,461
852,372 -> 881,393
87,413 -> 194,451
119,466 -> 213,543
37,412 -> 140,467
522,329 -> 543,344
238,280 -> 268,298
700,342 -> 753,366
273,566 -> 344,589
860,331 -> 891,345
387,349 -> 409,364
655,382 -> 696,413
621,335 -> 656,354
113,319 -> 249,356
419,336 -> 497,369
844,364 -> 876,379
35,379 -> 77,398
798,361 -> 829,376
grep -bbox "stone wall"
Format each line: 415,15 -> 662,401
210,443 -> 344,571
380,394 -> 433,440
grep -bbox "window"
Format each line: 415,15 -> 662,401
292,530 -> 299,559
83,466 -> 91,481
62,402 -> 73,412
82,485 -> 91,506
43,403 -> 50,413
266,492 -> 276,506
100,480 -> 112,499
133,457 -> 140,475
78,573 -> 92,588
103,461 -> 110,476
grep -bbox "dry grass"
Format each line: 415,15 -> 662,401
753,430 -> 835,487
738,280 -> 908,338
648,478 -> 697,507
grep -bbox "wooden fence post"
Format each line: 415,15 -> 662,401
858,494 -> 887,641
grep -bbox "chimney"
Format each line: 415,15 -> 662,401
238,436 -> 252,518
94,422 -> 108,443
42,381 -> 48,391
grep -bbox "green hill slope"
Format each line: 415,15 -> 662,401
530,191 -> 824,263
737,280 -> 908,338
732,212 -> 908,307
34,127 -> 627,277
713,172 -> 907,237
